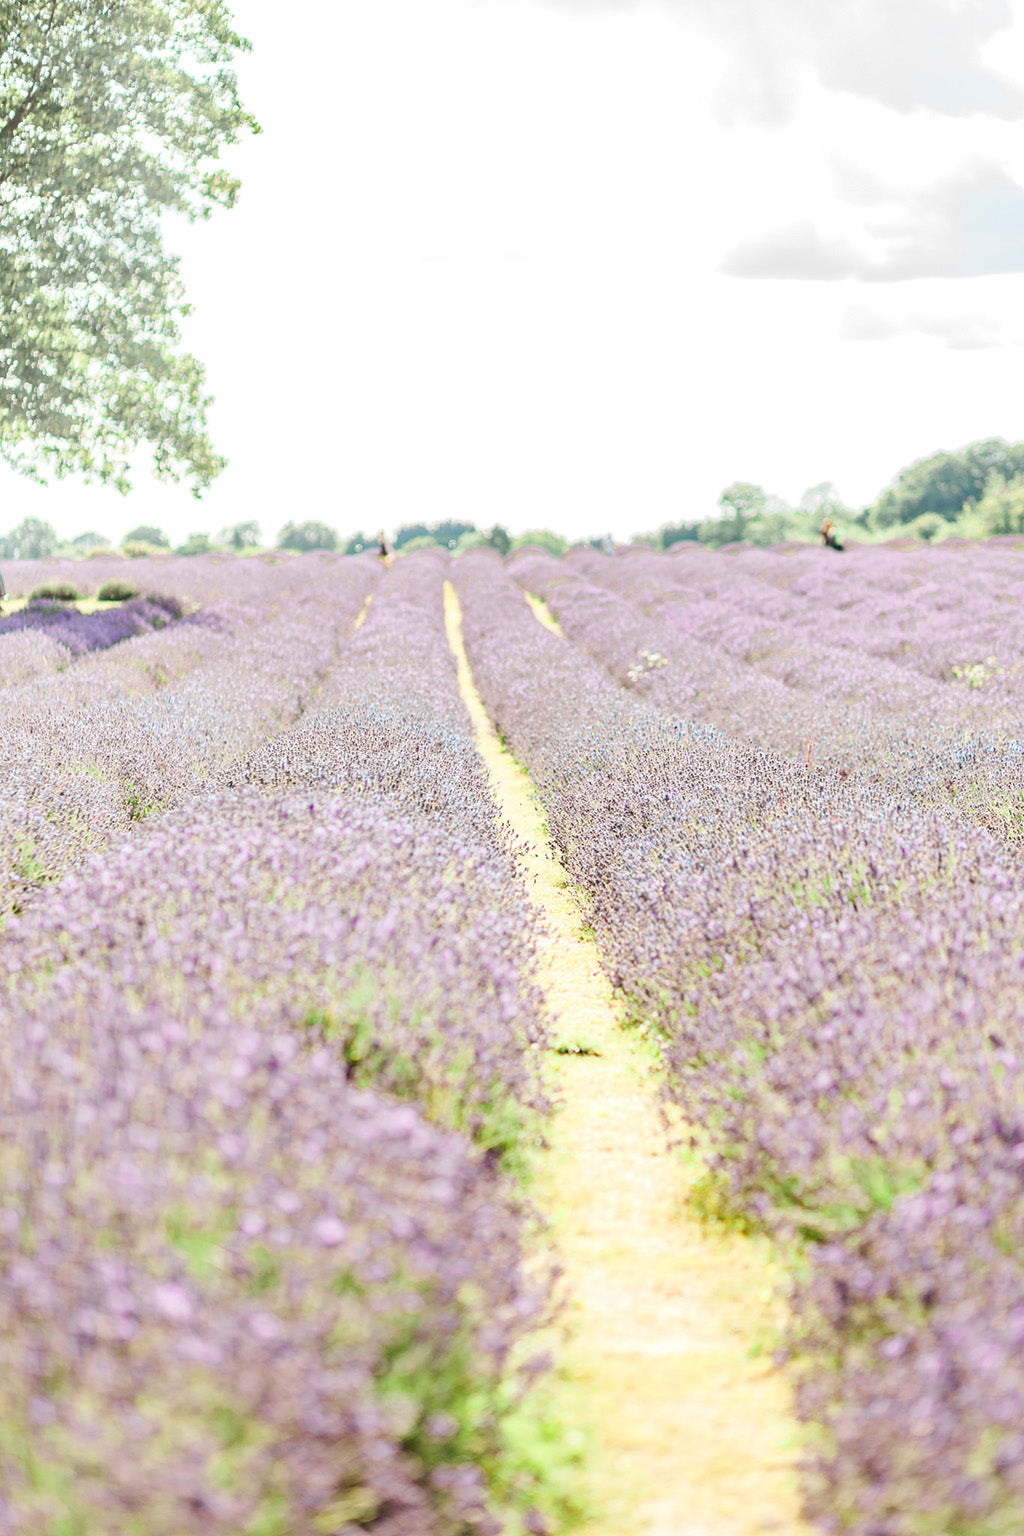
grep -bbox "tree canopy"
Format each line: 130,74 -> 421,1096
0,515 -> 57,558
122,524 -> 169,548
870,439 -> 1024,528
0,1 -> 257,496
394,520 -> 477,551
277,520 -> 339,553
217,518 -> 260,550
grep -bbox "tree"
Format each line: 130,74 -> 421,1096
122,524 -> 169,548
698,481 -> 765,547
394,523 -> 431,550
276,520 -> 339,553
659,520 -> 701,550
217,519 -> 261,550
69,530 -> 109,550
0,2 -> 258,496
343,532 -> 369,555
799,482 -> 849,521
0,515 -> 57,558
176,531 -> 212,555
718,482 -> 768,520
432,519 -> 476,549
394,520 -> 477,550
971,475 -> 1024,537
485,524 -> 511,556
870,439 -> 1024,528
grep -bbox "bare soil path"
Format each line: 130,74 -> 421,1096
444,583 -> 810,1536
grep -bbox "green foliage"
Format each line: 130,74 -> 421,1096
217,518 -> 261,551
719,480 -> 768,520
394,520 -> 477,551
0,0 -> 258,495
14,836 -> 55,886
907,512 -> 946,542
510,529 -> 569,556
122,540 -> 166,558
122,525 -> 169,549
30,581 -> 78,601
695,483 -> 767,547
342,532 -> 369,555
276,520 -> 339,553
658,520 -> 702,550
869,439 -> 1024,529
970,473 -> 1024,536
486,524 -> 512,556
125,784 -> 158,821
393,522 -> 431,549
698,513 -> 750,548
176,531 -> 212,555
97,578 -> 138,601
688,1165 -> 761,1235
67,530 -> 109,552
0,516 -> 57,559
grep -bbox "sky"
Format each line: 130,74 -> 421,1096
6,0 -> 1024,546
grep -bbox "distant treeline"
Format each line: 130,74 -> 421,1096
655,437 -> 1024,550
0,517 -> 574,561
6,438 -> 1024,560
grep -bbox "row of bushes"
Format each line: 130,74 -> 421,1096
26,579 -> 139,603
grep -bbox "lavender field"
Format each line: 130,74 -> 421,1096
2,540 -> 1024,1535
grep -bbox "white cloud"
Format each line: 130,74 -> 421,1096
535,0 -> 1024,121
842,305 -> 1009,348
723,159 -> 1024,280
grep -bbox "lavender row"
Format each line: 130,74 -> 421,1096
1,549 -> 302,605
230,549 -> 551,1149
0,795 -> 544,1536
656,541 -> 1024,705
0,554 -> 378,918
452,549 -> 1024,1536
235,549 -> 507,853
559,546 -> 989,731
0,551 -> 559,1532
511,548 -> 1024,839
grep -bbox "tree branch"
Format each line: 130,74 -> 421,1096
0,0 -> 60,146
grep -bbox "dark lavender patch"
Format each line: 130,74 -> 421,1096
0,592 -> 185,657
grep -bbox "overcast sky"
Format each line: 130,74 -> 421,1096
6,0 -> 1024,545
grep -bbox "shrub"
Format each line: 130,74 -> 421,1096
97,579 -> 139,602
30,582 -> 80,602
908,512 -> 946,541
122,540 -> 169,559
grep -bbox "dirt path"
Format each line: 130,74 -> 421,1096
444,583 -> 810,1536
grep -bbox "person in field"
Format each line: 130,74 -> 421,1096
819,518 -> 844,552
378,530 -> 390,561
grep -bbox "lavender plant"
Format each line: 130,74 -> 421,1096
0,553 -> 379,917
0,549 -> 563,1533
452,545 -> 1024,1536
